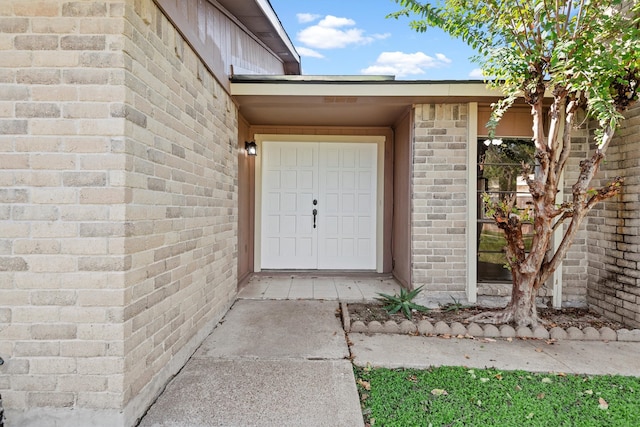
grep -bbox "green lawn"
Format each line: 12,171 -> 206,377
478,229 -> 533,265
355,366 -> 640,426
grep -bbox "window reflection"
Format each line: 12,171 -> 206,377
477,139 -> 535,282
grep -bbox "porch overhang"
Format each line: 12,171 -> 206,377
230,76 -> 505,127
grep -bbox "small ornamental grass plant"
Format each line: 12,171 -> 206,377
440,296 -> 471,313
375,285 -> 429,320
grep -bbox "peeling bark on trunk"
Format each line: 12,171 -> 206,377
507,272 -> 540,327
468,272 -> 541,327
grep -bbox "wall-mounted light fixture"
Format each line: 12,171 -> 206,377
245,141 -> 257,156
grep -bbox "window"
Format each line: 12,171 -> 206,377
477,138 -> 535,282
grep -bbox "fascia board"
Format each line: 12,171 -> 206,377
231,82 -> 504,97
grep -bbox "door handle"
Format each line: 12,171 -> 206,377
312,208 -> 318,228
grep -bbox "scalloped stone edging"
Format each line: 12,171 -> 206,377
340,303 -> 640,342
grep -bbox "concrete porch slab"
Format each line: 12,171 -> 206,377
237,273 -> 402,302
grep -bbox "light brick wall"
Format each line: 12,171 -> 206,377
118,0 -> 238,419
410,103 -> 591,306
0,2 -> 129,422
0,0 -> 238,425
411,104 -> 469,299
587,103 -> 640,327
560,115 -> 591,305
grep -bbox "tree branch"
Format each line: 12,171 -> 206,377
551,210 -> 572,231
546,90 -> 567,191
539,209 -> 586,284
541,177 -> 622,284
554,97 -> 578,178
564,0 -> 573,35
554,0 -> 562,39
585,177 -> 624,210
572,126 -> 615,198
530,93 -> 547,149
506,0 -> 533,53
573,0 -> 586,39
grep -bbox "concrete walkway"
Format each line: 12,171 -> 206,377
138,300 -> 363,427
350,333 -> 640,376
139,294 -> 640,426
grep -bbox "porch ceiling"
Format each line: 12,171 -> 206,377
230,77 -> 505,127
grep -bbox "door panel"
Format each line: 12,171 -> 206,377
261,141 -> 377,270
261,142 -> 318,269
318,143 -> 377,270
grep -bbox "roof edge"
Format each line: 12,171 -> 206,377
257,0 -> 300,66
231,74 -> 398,82
230,75 -> 494,84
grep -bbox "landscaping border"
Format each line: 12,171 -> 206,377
340,303 -> 640,342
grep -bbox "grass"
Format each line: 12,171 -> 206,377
355,365 -> 640,426
478,229 -> 534,265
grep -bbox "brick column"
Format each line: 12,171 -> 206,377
411,104 -> 469,302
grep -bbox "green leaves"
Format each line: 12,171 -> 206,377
375,285 -> 429,320
390,0 -> 640,146
441,296 -> 470,313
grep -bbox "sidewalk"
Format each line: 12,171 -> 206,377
350,333 -> 640,376
138,300 -> 363,427
138,298 -> 640,426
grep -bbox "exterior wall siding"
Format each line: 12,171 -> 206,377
0,0 -> 238,425
587,103 -> 640,327
237,116 -> 254,283
411,104 -> 469,300
392,111 -> 412,288
154,0 -> 287,91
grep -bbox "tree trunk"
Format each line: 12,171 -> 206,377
506,271 -> 540,327
468,272 -> 541,327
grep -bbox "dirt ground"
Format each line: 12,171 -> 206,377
347,302 -> 625,330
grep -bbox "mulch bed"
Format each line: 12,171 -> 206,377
347,303 -> 625,330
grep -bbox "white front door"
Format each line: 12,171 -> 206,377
261,141 -> 377,270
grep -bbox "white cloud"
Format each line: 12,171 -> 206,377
317,15 -> 355,28
374,33 -> 392,41
297,13 -> 320,24
297,15 -> 386,49
435,53 -> 452,64
296,46 -> 325,58
361,51 -> 453,77
469,68 -> 485,79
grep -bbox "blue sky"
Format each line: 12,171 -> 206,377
269,0 -> 483,80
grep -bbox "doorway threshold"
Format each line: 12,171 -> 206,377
238,272 -> 401,302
